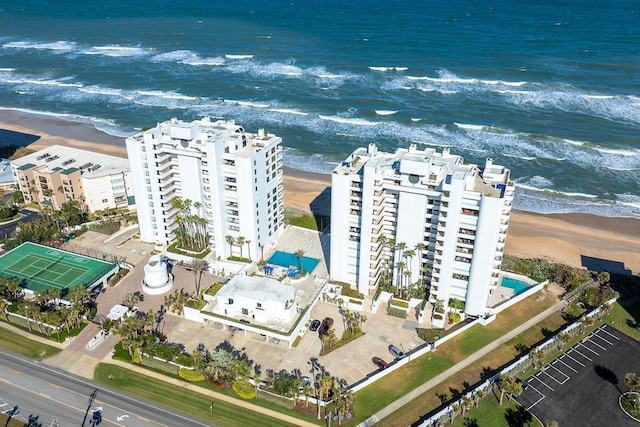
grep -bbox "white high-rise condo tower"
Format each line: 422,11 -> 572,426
126,117 -> 284,260
330,143 -> 514,318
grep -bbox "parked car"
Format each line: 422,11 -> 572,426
309,319 -> 321,332
372,357 -> 389,370
388,344 -> 406,359
318,317 -> 334,335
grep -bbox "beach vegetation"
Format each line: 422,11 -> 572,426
284,207 -> 329,232
501,255 -> 590,291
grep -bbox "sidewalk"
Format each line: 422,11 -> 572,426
358,301 -> 566,426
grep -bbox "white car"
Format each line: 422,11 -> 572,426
388,344 -> 406,359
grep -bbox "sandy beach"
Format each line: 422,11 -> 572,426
2,110 -> 639,275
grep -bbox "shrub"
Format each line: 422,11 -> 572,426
175,353 -> 194,367
374,286 -> 383,301
205,282 -> 224,295
292,335 -> 302,347
448,298 -> 465,311
233,379 -> 257,399
449,312 -> 461,324
417,328 -> 447,344
387,306 -> 408,318
178,368 -> 204,382
349,299 -> 363,305
390,299 -> 409,308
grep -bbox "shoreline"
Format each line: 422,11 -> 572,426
1,110 -> 639,275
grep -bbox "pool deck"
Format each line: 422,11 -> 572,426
264,225 -> 330,279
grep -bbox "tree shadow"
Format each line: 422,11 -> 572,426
463,417 -> 480,427
593,364 -> 621,393
504,405 -> 533,426
540,327 -> 554,339
514,343 -> 529,356
449,387 -> 461,401
480,366 -> 495,381
436,392 -> 448,404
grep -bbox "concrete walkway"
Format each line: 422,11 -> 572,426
358,301 -> 566,426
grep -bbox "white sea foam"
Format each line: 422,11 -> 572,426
268,108 -> 308,116
0,68 -> 15,72
375,110 -> 398,116
236,101 -> 270,108
225,54 -> 254,59
319,115 -> 381,126
152,50 -> 225,66
3,40 -> 76,51
82,45 -> 150,57
410,118 -> 422,122
79,86 -> 123,96
368,66 -> 408,72
454,123 -> 483,131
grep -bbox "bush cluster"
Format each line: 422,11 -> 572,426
387,306 -> 408,318
178,368 -> 205,382
233,379 -> 257,399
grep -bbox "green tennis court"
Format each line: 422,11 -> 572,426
0,242 -> 116,294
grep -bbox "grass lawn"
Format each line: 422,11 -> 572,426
0,413 -> 24,427
0,325 -> 61,359
349,289 -> 558,426
94,364 -> 316,427
452,395 -> 541,427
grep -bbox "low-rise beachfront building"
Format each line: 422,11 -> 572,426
125,117 -> 284,260
10,145 -> 133,212
330,143 -> 515,318
213,275 -> 297,324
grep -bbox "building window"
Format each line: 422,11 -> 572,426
102,199 -> 108,203
257,303 -> 262,308
228,298 -> 234,305
241,308 -> 249,315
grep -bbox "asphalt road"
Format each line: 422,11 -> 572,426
0,209 -> 42,240
0,351 -> 216,427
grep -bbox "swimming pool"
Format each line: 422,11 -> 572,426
501,277 -> 531,295
268,250 -> 320,273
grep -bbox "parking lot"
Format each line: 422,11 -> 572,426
516,324 -> 640,426
164,299 -> 425,387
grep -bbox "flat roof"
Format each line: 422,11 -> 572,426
217,275 -> 293,303
11,145 -> 129,179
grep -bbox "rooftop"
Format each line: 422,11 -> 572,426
11,145 -> 129,178
217,275 -> 294,302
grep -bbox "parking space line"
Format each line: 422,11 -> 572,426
548,363 -> 570,384
578,341 -> 600,355
599,326 -> 621,341
570,347 -> 592,361
564,351 -> 586,367
524,384 -> 545,411
592,333 -> 614,346
532,374 -> 555,391
556,356 -> 578,373
585,337 -> 606,351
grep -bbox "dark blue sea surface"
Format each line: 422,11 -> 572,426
0,0 -> 638,216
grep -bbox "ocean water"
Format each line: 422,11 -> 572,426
0,0 -> 638,217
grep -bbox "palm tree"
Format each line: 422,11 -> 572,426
396,261 -> 405,295
557,331 -> 571,350
497,374 -> 522,406
295,249 -> 306,273
189,259 -> 208,298
462,395 -> 473,416
225,235 -> 235,257
625,372 -> 640,393
236,236 -> 246,259
317,375 -> 333,419
245,239 -> 252,261
531,347 -> 546,368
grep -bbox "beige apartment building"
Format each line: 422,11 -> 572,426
11,145 -> 134,213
